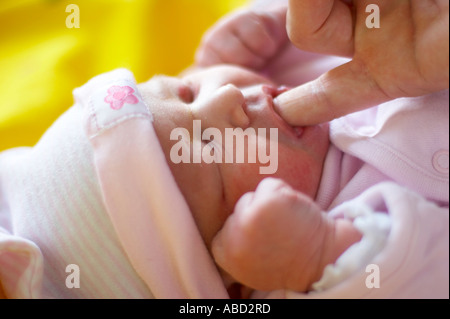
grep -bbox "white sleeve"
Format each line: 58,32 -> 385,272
264,182 -> 449,299
312,204 -> 392,292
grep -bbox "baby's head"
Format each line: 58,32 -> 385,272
138,65 -> 330,247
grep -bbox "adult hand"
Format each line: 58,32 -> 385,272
274,0 -> 449,126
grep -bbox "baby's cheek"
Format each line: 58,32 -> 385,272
273,147 -> 322,198
227,163 -> 265,207
223,142 -> 323,214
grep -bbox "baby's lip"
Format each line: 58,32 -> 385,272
262,85 -> 290,98
261,86 -> 304,140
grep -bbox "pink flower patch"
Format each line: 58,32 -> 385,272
105,85 -> 139,110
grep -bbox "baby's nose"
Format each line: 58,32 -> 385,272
194,84 -> 250,130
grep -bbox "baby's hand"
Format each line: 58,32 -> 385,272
212,178 -> 333,292
195,7 -> 288,70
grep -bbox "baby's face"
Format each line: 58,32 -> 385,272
138,65 -> 329,248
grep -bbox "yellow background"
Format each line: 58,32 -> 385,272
0,0 -> 247,151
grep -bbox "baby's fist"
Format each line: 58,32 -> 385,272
195,7 -> 288,70
212,178 -> 327,292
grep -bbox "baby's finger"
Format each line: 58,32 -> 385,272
274,59 -> 392,126
212,179 -> 294,266
232,11 -> 285,60
195,45 -> 222,67
211,194 -> 248,271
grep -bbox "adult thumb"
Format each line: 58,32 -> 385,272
274,59 -> 392,126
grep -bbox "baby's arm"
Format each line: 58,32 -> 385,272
195,1 -> 288,70
212,178 -> 362,292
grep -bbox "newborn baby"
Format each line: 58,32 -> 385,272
139,65 -> 331,247
1,61 -> 448,299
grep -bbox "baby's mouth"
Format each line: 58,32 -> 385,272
261,85 -> 290,99
260,85 -> 305,139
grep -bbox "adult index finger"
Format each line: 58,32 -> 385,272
273,59 -> 392,126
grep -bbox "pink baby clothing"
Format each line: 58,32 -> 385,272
0,69 -> 228,299
261,89 -> 449,299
